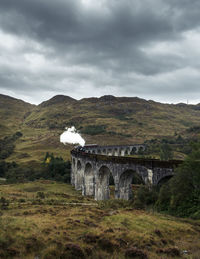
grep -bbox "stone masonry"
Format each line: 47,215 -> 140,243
71,145 -> 182,201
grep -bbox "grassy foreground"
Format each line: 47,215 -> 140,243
0,181 -> 200,259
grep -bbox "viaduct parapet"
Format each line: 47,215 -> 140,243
71,144 -> 182,201
82,144 -> 146,156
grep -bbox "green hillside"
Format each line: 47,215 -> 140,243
0,94 -> 34,137
1,94 -> 200,163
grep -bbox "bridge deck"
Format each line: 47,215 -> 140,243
71,149 -> 183,168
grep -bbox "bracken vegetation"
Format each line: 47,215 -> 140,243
0,181 -> 200,259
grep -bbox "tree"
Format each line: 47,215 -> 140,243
157,142 -> 200,218
169,142 -> 200,216
159,143 -> 173,160
155,182 -> 171,212
43,153 -> 71,183
133,186 -> 158,209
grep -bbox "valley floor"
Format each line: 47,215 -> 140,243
0,181 -> 200,259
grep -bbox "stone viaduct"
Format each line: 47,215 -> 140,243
71,144 -> 182,201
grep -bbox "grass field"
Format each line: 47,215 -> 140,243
0,181 -> 200,258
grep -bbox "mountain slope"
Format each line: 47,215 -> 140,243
1,94 -> 200,163
24,94 -> 200,141
0,94 -> 35,137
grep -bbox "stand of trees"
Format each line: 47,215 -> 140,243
141,135 -> 194,159
159,143 -> 173,160
156,142 -> 200,218
43,152 -> 71,183
0,133 -> 71,184
134,142 -> 200,219
0,153 -> 71,184
0,132 -> 22,159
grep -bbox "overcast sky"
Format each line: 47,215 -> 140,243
0,0 -> 200,104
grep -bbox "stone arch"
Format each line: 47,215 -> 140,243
138,146 -> 144,155
153,168 -> 174,185
131,171 -> 145,184
84,162 -> 94,196
103,149 -> 106,155
118,170 -> 136,200
108,149 -> 112,156
77,160 -> 81,171
95,165 -> 113,200
131,146 -> 137,155
114,148 -> 118,156
157,175 -> 173,186
120,148 -> 125,156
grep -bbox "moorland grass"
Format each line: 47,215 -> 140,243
0,181 -> 200,258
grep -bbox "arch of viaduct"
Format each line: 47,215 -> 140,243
71,145 -> 182,201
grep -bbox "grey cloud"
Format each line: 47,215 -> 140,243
0,0 -> 200,104
0,0 -> 176,49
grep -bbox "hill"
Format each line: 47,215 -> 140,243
0,94 -> 34,138
0,94 -> 200,163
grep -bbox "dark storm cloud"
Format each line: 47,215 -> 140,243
0,0 -> 200,103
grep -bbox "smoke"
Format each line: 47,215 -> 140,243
60,126 -> 85,147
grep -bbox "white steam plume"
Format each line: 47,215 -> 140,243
60,126 -> 85,147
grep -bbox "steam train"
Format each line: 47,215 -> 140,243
76,146 -> 86,152
75,144 -> 98,153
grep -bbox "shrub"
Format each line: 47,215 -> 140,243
0,197 -> 9,210
0,132 -> 23,159
159,143 -> 173,160
125,247 -> 148,259
155,182 -> 171,212
133,198 -> 145,209
36,192 -> 45,199
187,126 -> 200,133
43,153 -> 71,183
157,141 -> 200,217
82,125 -> 107,135
61,243 -> 85,259
190,209 -> 200,219
133,186 -> 158,209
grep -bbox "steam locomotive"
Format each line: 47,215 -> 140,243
76,146 -> 86,152
75,144 -> 98,153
